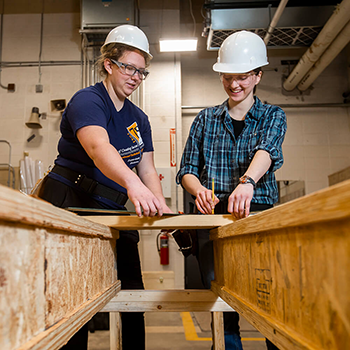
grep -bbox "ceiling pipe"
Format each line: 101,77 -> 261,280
298,20 -> 350,91
264,0 -> 289,45
283,0 -> 350,91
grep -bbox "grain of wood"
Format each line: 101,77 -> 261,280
0,184 -> 118,239
211,180 -> 350,350
212,312 -> 225,350
0,184 -> 120,350
210,179 -> 350,239
102,290 -> 235,312
85,214 -> 236,230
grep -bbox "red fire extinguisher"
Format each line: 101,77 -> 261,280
157,232 -> 169,265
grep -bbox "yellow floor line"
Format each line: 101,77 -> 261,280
181,312 -> 211,341
180,312 -> 264,342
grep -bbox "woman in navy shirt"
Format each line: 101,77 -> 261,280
39,25 -> 171,350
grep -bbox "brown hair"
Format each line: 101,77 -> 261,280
96,43 -> 150,77
253,67 -> 262,94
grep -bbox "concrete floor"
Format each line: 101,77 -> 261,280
88,312 -> 266,349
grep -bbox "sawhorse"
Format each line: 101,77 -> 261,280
102,289 -> 235,350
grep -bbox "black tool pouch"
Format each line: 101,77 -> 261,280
172,229 -> 198,257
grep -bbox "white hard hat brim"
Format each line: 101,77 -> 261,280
213,61 -> 269,74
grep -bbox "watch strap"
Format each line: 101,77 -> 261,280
239,175 -> 256,188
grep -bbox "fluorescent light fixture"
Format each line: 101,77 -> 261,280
159,38 -> 198,52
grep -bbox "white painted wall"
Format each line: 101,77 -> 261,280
0,13 -> 81,170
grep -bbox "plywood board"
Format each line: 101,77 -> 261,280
0,224 -> 45,350
18,281 -> 121,350
45,232 -> 117,326
211,180 -> 350,350
0,184 -> 120,350
0,184 -> 118,239
85,214 -> 236,230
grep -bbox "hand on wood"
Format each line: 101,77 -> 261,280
195,188 -> 219,215
227,184 -> 254,219
127,182 -> 163,217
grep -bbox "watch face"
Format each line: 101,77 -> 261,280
240,176 -> 248,183
240,175 -> 255,187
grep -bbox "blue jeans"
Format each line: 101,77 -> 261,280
197,229 -> 243,350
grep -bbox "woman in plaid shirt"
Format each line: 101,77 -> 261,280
177,31 -> 286,350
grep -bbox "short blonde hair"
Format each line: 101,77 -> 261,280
96,43 -> 151,77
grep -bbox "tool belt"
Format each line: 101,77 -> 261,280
51,164 -> 128,206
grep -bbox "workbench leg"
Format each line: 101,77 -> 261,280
212,311 -> 225,350
110,312 -> 122,350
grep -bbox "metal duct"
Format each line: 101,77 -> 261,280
283,0 -> 350,91
298,20 -> 350,91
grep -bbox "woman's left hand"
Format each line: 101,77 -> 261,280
227,183 -> 254,219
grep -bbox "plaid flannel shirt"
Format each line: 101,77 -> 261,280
176,97 -> 287,204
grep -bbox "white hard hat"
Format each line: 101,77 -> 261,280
103,24 -> 153,60
213,31 -> 268,73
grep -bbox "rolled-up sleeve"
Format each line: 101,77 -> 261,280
249,106 -> 287,172
176,113 -> 204,186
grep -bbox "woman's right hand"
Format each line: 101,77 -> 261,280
127,181 -> 163,217
195,188 -> 219,215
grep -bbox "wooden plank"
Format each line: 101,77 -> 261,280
17,281 -> 121,350
211,283 -> 313,350
212,312 -> 225,350
101,290 -> 235,312
0,184 -> 120,350
45,232 -> 118,326
109,312 -> 122,350
211,181 -> 350,350
0,184 -> 118,239
85,214 -> 236,230
210,179 -> 350,240
0,223 -> 46,350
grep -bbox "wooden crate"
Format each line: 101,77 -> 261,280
0,185 -> 120,350
210,180 -> 350,350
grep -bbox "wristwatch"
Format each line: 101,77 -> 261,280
239,175 -> 256,188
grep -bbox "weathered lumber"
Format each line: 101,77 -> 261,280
85,213 -> 236,230
210,179 -> 350,350
101,290 -> 235,312
0,184 -> 119,350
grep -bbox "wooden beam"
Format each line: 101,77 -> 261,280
0,184 -> 118,239
210,179 -> 350,240
101,290 -> 235,312
85,214 -> 236,230
211,181 -> 350,350
17,281 -> 121,350
0,184 -> 119,350
211,283 -> 313,350
109,312 -> 122,350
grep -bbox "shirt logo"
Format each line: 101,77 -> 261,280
127,122 -> 144,146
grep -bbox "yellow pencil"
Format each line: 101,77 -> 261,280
212,177 -> 215,214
